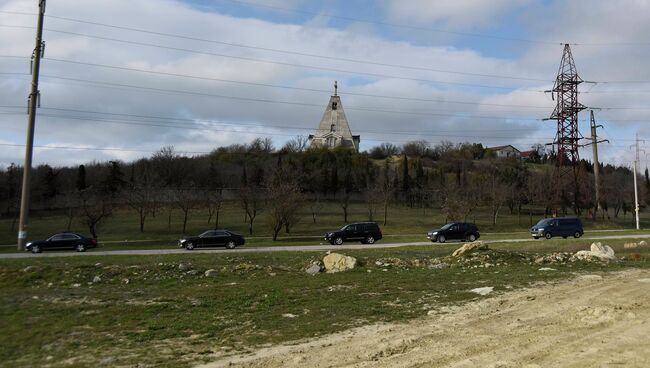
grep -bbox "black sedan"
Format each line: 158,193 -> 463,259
179,230 -> 245,250
427,223 -> 480,243
26,232 -> 97,253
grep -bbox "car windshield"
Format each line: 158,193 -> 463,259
340,225 -> 349,231
440,223 -> 453,230
199,231 -> 213,237
536,219 -> 553,227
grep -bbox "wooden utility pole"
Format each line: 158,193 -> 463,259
17,0 -> 46,250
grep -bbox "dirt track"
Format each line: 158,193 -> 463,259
201,269 -> 650,368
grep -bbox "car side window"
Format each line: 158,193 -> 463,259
49,234 -> 65,241
62,234 -> 80,240
214,231 -> 227,236
347,225 -> 356,231
451,225 -> 457,231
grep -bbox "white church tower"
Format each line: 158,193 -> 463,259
308,81 -> 360,151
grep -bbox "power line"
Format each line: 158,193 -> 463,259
0,23 -> 553,83
0,107 -> 556,143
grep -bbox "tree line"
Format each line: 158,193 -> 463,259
0,137 -> 646,239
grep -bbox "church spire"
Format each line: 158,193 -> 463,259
334,80 -> 338,96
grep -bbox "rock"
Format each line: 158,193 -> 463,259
282,313 -> 297,318
470,286 -> 494,296
22,266 -> 36,272
122,278 -> 130,284
638,278 -> 650,283
186,270 -> 198,276
452,241 -> 488,257
538,267 -> 556,271
429,263 -> 449,270
305,264 -> 322,276
624,242 -> 638,249
178,263 -> 191,271
639,240 -> 648,247
204,269 -> 218,277
571,242 -> 617,262
579,274 -> 603,281
72,283 -> 81,288
92,276 -> 102,283
322,253 -> 357,273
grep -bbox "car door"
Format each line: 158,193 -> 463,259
62,234 -> 80,249
46,234 -> 66,250
448,224 -> 461,240
344,225 -> 357,240
213,231 -> 229,246
200,231 -> 218,247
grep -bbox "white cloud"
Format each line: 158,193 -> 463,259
0,0 -> 649,168
384,0 -> 532,29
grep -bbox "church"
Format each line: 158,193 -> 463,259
308,82 -> 360,152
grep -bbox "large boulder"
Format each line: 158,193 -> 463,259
452,241 -> 488,257
323,253 -> 357,273
572,242 -> 617,262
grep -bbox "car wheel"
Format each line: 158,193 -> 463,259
365,236 -> 375,244
225,240 -> 236,249
438,235 -> 446,243
468,234 -> 477,242
185,242 -> 195,250
545,232 -> 552,240
75,243 -> 86,252
574,231 -> 582,238
334,237 -> 343,245
31,245 -> 41,254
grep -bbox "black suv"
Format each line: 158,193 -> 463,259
427,223 -> 480,243
325,222 -> 383,245
531,217 -> 583,239
179,230 -> 245,250
26,232 -> 97,253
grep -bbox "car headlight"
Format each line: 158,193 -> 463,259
26,242 -> 32,247
432,232 -> 438,235
538,228 -> 544,231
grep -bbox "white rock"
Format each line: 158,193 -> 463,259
452,241 -> 488,257
282,313 -> 297,318
305,264 -> 322,276
470,286 -> 494,296
204,269 -> 218,277
638,278 -> 650,283
639,240 -> 648,247
92,276 -> 101,283
323,253 -> 357,273
538,267 -> 556,271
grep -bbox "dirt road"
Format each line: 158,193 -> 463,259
201,269 -> 650,368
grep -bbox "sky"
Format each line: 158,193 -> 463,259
1,0 -> 650,169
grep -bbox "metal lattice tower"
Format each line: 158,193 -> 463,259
547,44 -> 586,212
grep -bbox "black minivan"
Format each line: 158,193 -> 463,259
530,217 -> 583,239
325,222 -> 383,245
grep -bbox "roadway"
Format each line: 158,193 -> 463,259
1,233 -> 649,259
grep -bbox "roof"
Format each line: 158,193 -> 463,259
486,145 -> 520,152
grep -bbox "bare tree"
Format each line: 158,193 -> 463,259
206,188 -> 224,229
175,188 -> 197,234
282,135 -> 309,153
309,196 -> 323,224
125,184 -> 154,233
239,184 -> 263,235
377,160 -> 396,225
268,181 -> 304,240
78,189 -> 113,239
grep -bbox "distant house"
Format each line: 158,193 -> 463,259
520,150 -> 536,160
486,145 -> 521,159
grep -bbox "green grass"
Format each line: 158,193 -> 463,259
0,238 -> 648,367
1,201 -> 647,248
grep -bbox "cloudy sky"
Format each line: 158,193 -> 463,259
1,0 -> 650,168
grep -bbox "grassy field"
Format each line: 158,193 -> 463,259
0,201 -> 646,247
1,237 -> 648,367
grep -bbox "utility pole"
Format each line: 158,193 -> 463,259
17,0 -> 46,251
589,110 -> 608,220
630,134 -> 645,231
